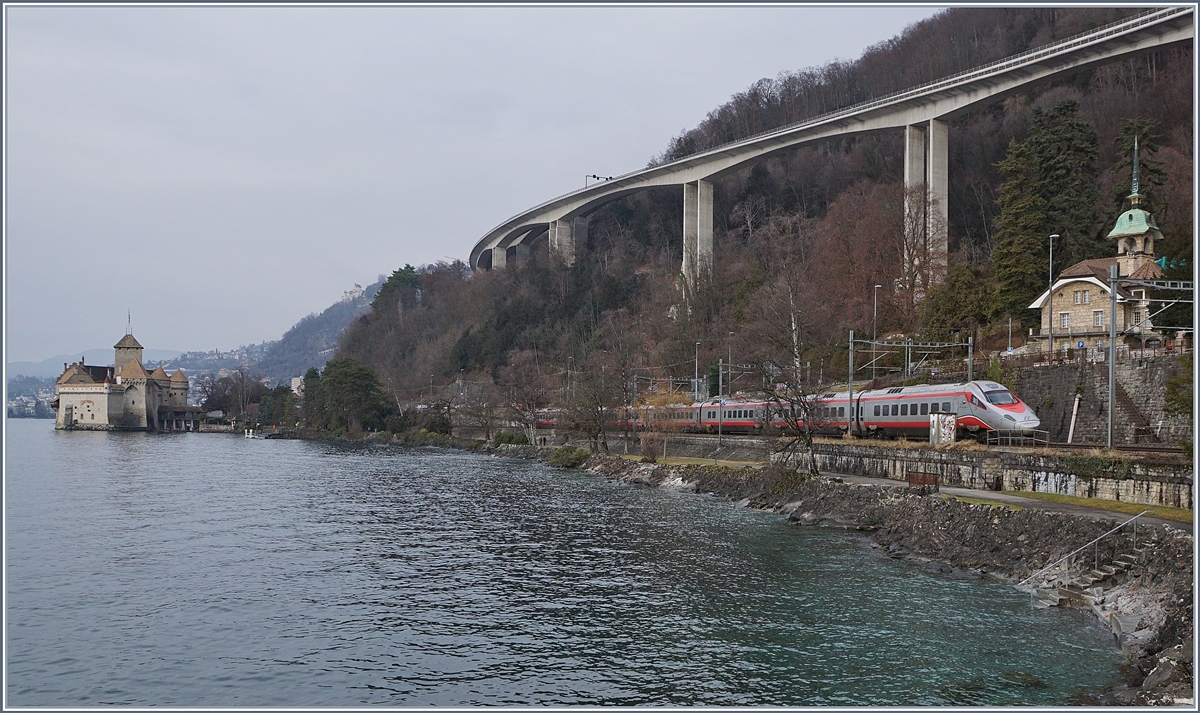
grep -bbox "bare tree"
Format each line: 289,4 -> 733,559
459,375 -> 501,440
498,349 -> 549,444
740,239 -> 830,475
564,350 -> 623,453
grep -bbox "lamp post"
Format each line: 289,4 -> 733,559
1048,234 -> 1059,362
872,284 -> 882,379
694,341 -> 701,400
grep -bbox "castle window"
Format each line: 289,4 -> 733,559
1093,311 -> 1104,327
1059,313 -> 1070,329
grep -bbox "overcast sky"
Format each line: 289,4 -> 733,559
5,4 -> 940,363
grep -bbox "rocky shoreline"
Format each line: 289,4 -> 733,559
485,443 -> 1193,706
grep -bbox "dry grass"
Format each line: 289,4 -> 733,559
941,494 -> 1023,511
617,453 -> 763,468
1000,490 -> 1193,523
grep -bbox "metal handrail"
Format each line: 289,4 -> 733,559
1017,509 -> 1150,588
476,6 -> 1188,252
683,7 -> 1185,158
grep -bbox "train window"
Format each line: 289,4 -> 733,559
920,403 -> 928,416
900,404 -> 908,416
942,402 -> 951,412
984,390 -> 1018,405
838,407 -> 844,417
892,405 -> 899,416
930,402 -> 939,413
873,405 -> 880,416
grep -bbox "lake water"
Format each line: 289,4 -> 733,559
5,420 -> 1125,705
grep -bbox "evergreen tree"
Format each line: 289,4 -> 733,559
319,358 -> 391,432
301,367 -> 323,428
920,262 -> 999,333
991,100 -> 1101,323
991,139 -> 1051,323
1026,100 -> 1102,264
1110,118 -> 1166,212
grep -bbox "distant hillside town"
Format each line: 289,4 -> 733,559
10,279 -> 383,420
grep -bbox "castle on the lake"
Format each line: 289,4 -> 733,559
54,332 -> 201,431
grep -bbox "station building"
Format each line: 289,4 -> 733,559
1027,152 -> 1169,355
53,332 -> 202,431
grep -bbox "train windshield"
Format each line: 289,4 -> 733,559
983,389 -> 1018,405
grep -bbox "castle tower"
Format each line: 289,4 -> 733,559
114,333 -> 144,374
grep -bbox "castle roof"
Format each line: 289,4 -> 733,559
114,333 -> 143,349
149,366 -> 170,381
1106,207 -> 1160,239
170,369 -> 188,383
56,363 -> 112,386
118,359 -> 149,379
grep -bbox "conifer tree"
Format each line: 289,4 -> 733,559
991,100 -> 1101,323
991,139 -> 1051,323
1110,118 -> 1166,212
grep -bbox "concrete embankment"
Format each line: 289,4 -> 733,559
488,443 -> 1193,706
637,434 -> 1192,511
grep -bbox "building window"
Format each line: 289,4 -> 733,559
1060,313 -> 1070,329
1093,311 -> 1104,327
1073,291 -> 1081,304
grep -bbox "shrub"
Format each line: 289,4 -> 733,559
493,431 -> 529,446
547,446 -> 591,468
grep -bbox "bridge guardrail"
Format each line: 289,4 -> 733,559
493,7 -> 1188,228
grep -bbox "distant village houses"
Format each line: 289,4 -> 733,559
54,332 -> 203,431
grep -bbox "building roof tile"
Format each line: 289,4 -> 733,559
118,360 -> 149,379
114,333 -> 144,349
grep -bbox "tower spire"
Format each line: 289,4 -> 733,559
127,309 -> 132,336
1129,134 -> 1141,206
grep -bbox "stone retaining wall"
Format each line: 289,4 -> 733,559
808,443 -> 1193,510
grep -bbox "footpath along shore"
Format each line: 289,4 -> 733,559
479,441 -> 1193,706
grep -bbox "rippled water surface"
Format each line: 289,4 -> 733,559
6,420 -> 1124,705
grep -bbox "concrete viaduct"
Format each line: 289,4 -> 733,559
469,7 -> 1193,288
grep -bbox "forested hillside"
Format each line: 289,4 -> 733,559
337,6 -> 1192,410
253,278 -> 384,380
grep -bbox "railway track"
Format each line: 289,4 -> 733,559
653,431 -> 1188,457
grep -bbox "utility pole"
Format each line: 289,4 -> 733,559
1108,264 -> 1117,449
872,284 -> 881,379
847,330 -> 854,437
718,358 -> 724,447
694,341 -> 700,401
967,337 -> 974,381
1048,234 -> 1059,363
727,332 -> 734,397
